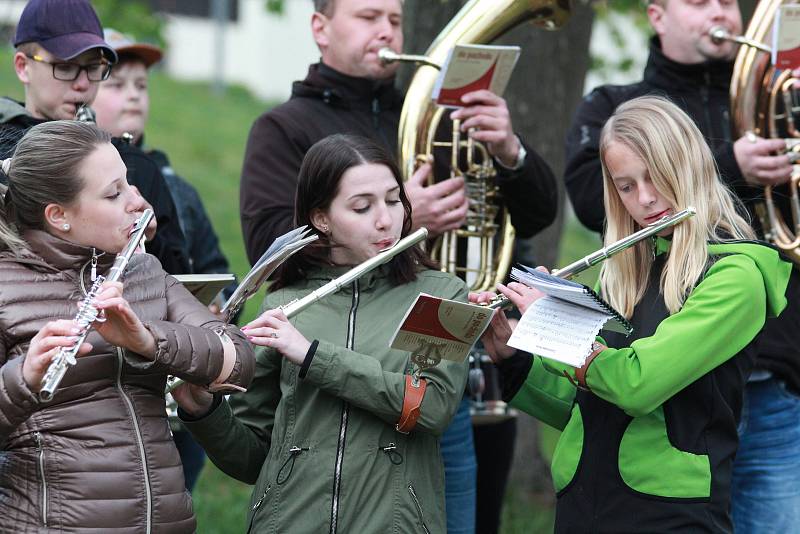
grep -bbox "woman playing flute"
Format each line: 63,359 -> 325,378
474,96 -> 793,533
0,120 -> 254,532
175,134 -> 469,533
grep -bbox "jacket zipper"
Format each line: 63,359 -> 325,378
329,279 -> 359,534
407,483 -> 431,534
34,432 -> 48,527
371,97 -> 380,130
701,72 -> 713,141
246,483 -> 271,534
116,348 -> 152,533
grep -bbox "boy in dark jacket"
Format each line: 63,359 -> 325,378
92,27 -> 240,493
1,0 -> 190,275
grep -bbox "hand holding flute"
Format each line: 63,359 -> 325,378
37,209 -> 154,402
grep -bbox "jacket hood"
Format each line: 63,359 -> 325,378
291,62 -> 403,112
656,236 -> 792,318
0,97 -> 31,125
0,96 -> 37,125
293,263 -> 390,293
644,37 -> 733,93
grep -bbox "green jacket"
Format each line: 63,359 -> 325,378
185,266 -> 468,533
509,239 -> 791,532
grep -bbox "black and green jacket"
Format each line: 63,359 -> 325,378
503,238 -> 791,533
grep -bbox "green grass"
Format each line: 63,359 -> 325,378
0,45 -> 606,533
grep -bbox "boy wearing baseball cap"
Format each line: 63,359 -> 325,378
0,0 -> 192,275
1,0 -> 117,153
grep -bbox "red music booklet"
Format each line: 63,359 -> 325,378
773,4 -> 800,70
432,44 -> 521,108
390,294 -> 493,363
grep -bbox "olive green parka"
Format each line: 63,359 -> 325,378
184,266 -> 469,533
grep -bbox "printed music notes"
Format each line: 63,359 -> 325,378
506,266 -> 632,367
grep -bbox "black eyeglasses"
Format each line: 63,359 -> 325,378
26,54 -> 112,82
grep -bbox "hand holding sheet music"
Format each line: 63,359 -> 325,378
220,226 -> 318,323
506,266 -> 632,367
390,294 -> 493,365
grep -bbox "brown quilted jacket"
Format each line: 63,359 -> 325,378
0,229 -> 255,533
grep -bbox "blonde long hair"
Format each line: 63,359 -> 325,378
599,96 -> 755,317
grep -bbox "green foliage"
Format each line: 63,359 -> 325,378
91,0 -> 165,48
265,0 -> 285,15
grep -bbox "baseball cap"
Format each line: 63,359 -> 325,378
103,28 -> 163,67
13,0 -> 118,63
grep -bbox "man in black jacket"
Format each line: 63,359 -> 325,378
239,0 -> 557,266
564,0 -> 800,530
239,2 -> 559,532
0,0 -> 190,275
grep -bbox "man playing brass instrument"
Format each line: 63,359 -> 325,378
238,1 -> 558,532
564,0 -> 800,530
239,0 -> 557,265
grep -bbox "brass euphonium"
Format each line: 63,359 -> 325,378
379,0 -> 571,291
710,1 -> 800,262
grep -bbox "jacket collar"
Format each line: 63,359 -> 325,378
291,62 -> 403,111
307,262 -> 388,291
0,97 -> 45,129
643,36 -> 733,93
20,229 -> 116,273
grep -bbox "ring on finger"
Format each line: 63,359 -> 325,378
270,332 -> 278,339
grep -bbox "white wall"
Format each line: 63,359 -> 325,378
0,1 -> 27,28
1,1 -> 649,104
163,0 -> 319,102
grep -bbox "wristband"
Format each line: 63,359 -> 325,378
569,341 -> 605,391
396,374 -> 427,434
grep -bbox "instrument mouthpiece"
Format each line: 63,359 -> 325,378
709,26 -> 729,44
378,48 -> 399,64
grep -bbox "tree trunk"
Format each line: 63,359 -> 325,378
402,0 -> 596,499
740,0 -> 758,25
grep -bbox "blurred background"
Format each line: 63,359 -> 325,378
0,1 -> 760,532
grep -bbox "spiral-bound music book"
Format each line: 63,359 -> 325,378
507,266 -> 632,367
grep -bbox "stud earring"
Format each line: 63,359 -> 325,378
321,225 -> 329,234
62,223 -> 70,231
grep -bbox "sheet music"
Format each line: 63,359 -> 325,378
508,296 -> 609,367
511,266 -> 633,335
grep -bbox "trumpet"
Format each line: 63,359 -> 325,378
75,103 -> 96,123
488,207 -> 697,309
39,209 -> 154,402
165,228 -> 430,395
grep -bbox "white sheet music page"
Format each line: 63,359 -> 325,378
508,296 -> 610,367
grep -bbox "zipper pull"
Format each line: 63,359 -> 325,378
90,248 -> 98,282
372,97 -> 380,129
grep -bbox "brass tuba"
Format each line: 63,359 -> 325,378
711,1 -> 800,262
380,0 -> 571,291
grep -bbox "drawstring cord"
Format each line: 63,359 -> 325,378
276,446 -> 309,485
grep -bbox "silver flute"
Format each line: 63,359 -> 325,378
488,207 -> 697,309
39,209 -> 154,402
281,227 -> 429,317
165,228 -> 429,395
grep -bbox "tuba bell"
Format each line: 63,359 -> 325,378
380,0 -> 571,291
711,1 -> 800,262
